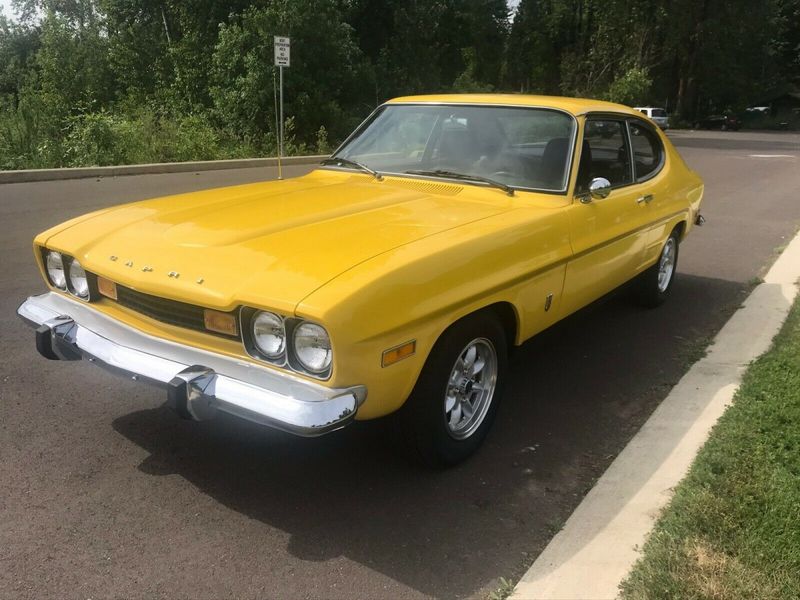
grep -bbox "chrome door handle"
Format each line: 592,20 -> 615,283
636,194 -> 654,205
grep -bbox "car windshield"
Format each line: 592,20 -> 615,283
330,104 -> 576,192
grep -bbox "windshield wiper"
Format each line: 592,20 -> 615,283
405,169 -> 514,196
321,157 -> 382,180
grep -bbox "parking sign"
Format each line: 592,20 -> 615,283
274,36 -> 290,67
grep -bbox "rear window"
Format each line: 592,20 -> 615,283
651,109 -> 667,118
629,122 -> 664,181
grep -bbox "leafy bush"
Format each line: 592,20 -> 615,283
604,68 -> 652,107
64,111 -> 127,166
315,125 -> 331,154
0,98 -> 274,169
0,92 -> 65,169
452,48 -> 495,93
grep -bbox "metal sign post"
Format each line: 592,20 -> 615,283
274,36 -> 290,180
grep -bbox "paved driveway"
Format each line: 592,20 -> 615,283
2,131 -> 799,599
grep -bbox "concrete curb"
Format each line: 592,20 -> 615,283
0,155 -> 327,184
511,230 -> 800,600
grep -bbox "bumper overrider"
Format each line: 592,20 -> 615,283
17,292 -> 366,436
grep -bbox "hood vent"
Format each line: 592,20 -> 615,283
353,175 -> 463,196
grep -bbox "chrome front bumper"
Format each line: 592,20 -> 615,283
17,292 -> 366,436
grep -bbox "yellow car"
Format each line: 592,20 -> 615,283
18,94 -> 704,466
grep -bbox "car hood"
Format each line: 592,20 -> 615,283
43,171 -> 515,313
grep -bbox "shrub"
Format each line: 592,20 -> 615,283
65,111 -> 127,166
604,68 -> 652,107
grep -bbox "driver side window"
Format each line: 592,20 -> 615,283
576,119 -> 632,193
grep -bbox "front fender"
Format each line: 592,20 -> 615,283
298,205 -> 572,419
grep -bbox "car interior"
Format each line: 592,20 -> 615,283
574,120 -> 633,193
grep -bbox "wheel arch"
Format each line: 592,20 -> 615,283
672,219 -> 687,241
484,301 -> 519,347
432,301 -> 519,352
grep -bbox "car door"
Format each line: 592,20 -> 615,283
560,115 -> 655,317
626,118 -> 670,265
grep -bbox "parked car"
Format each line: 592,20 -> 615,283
634,107 -> 669,129
695,114 -> 741,130
18,94 -> 704,466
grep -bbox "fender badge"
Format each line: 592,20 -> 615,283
168,271 -> 180,278
142,266 -> 153,272
109,255 -> 118,261
125,260 -> 133,267
196,278 -> 204,285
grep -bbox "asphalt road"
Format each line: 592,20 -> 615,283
2,131 -> 799,599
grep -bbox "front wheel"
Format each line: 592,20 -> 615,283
634,230 -> 680,308
396,312 -> 508,467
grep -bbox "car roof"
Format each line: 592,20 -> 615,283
386,94 -> 643,117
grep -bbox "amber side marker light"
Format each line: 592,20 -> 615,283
382,340 -> 416,367
97,276 -> 118,300
204,309 -> 238,336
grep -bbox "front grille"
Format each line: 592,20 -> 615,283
114,284 -> 238,338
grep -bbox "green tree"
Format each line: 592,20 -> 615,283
210,0 -> 370,148
3,0 -> 800,170
605,67 -> 652,106
506,0 -> 554,93
0,17 -> 40,104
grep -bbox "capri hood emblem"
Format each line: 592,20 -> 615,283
111,255 -> 190,281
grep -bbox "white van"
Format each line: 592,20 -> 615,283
635,107 -> 669,129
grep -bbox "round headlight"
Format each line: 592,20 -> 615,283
252,311 -> 286,358
293,322 -> 332,374
68,259 -> 90,298
46,251 -> 67,289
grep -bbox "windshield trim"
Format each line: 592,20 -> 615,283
323,102 -> 579,195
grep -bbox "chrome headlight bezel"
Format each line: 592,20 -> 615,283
251,310 -> 287,360
40,247 -> 96,301
66,258 -> 90,299
240,308 -> 333,380
240,307 -> 288,366
291,322 -> 333,376
45,250 -> 67,290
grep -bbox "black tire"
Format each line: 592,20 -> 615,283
635,229 -> 680,308
396,311 -> 508,467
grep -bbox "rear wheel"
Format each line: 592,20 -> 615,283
635,230 -> 680,308
397,312 -> 507,467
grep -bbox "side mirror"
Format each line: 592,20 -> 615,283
587,177 -> 612,201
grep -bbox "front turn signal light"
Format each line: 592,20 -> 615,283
204,309 -> 238,336
97,276 -> 118,300
382,340 -> 416,367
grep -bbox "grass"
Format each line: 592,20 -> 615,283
487,577 -> 516,600
679,334 -> 715,368
619,296 -> 800,599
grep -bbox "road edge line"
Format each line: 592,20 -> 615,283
511,229 -> 800,600
0,155 -> 327,184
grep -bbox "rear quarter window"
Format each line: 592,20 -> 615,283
629,121 -> 664,181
